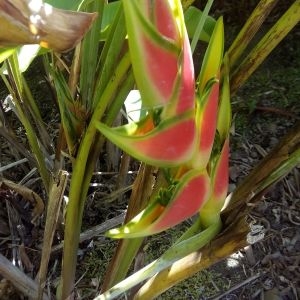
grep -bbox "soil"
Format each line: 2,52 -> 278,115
0,8 -> 300,300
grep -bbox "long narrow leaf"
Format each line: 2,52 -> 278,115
197,17 -> 224,93
80,1 -> 104,108
230,0 -> 300,94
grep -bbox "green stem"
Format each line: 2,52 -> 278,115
60,52 -> 131,300
95,220 -> 221,300
174,216 -> 202,245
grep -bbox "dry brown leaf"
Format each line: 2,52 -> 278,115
0,178 -> 44,224
0,0 -> 97,52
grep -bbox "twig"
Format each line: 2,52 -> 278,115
37,171 -> 68,300
254,106 -> 299,119
5,200 -> 21,269
213,273 -> 261,299
0,158 -> 29,172
0,253 -> 49,300
51,212 -> 125,253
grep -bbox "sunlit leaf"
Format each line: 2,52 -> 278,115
197,17 -> 224,93
0,47 -> 16,64
217,54 -> 231,142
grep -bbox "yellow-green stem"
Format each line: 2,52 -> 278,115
60,52 -> 131,300
96,220 -> 221,300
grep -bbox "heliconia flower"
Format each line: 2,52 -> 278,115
200,138 -> 229,228
96,111 -> 197,167
107,169 -> 210,238
98,3 -> 229,239
122,0 -> 195,117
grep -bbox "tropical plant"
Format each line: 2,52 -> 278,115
0,0 -> 299,299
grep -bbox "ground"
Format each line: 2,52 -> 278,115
0,7 -> 299,300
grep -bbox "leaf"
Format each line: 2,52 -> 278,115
0,178 -> 44,224
100,1 -> 122,40
14,45 -> 41,73
0,47 -> 16,64
197,17 -> 224,93
107,169 -> 210,238
45,0 -> 82,10
184,6 -> 216,43
51,69 -> 87,154
98,220 -> 221,299
124,90 -> 143,123
217,53 -> 231,142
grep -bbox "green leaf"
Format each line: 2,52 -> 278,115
217,54 -> 231,141
44,0 -> 82,10
197,17 -> 224,93
185,6 -> 216,43
0,48 -> 16,64
79,0 -> 104,108
100,1 -> 122,40
51,69 -> 83,154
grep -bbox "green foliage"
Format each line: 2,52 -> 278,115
184,6 -> 216,43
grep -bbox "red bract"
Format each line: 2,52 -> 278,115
122,0 -> 195,115
96,113 -> 197,167
212,138 -> 229,201
107,169 -> 210,238
192,81 -> 220,169
200,138 -> 229,228
152,170 -> 210,232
